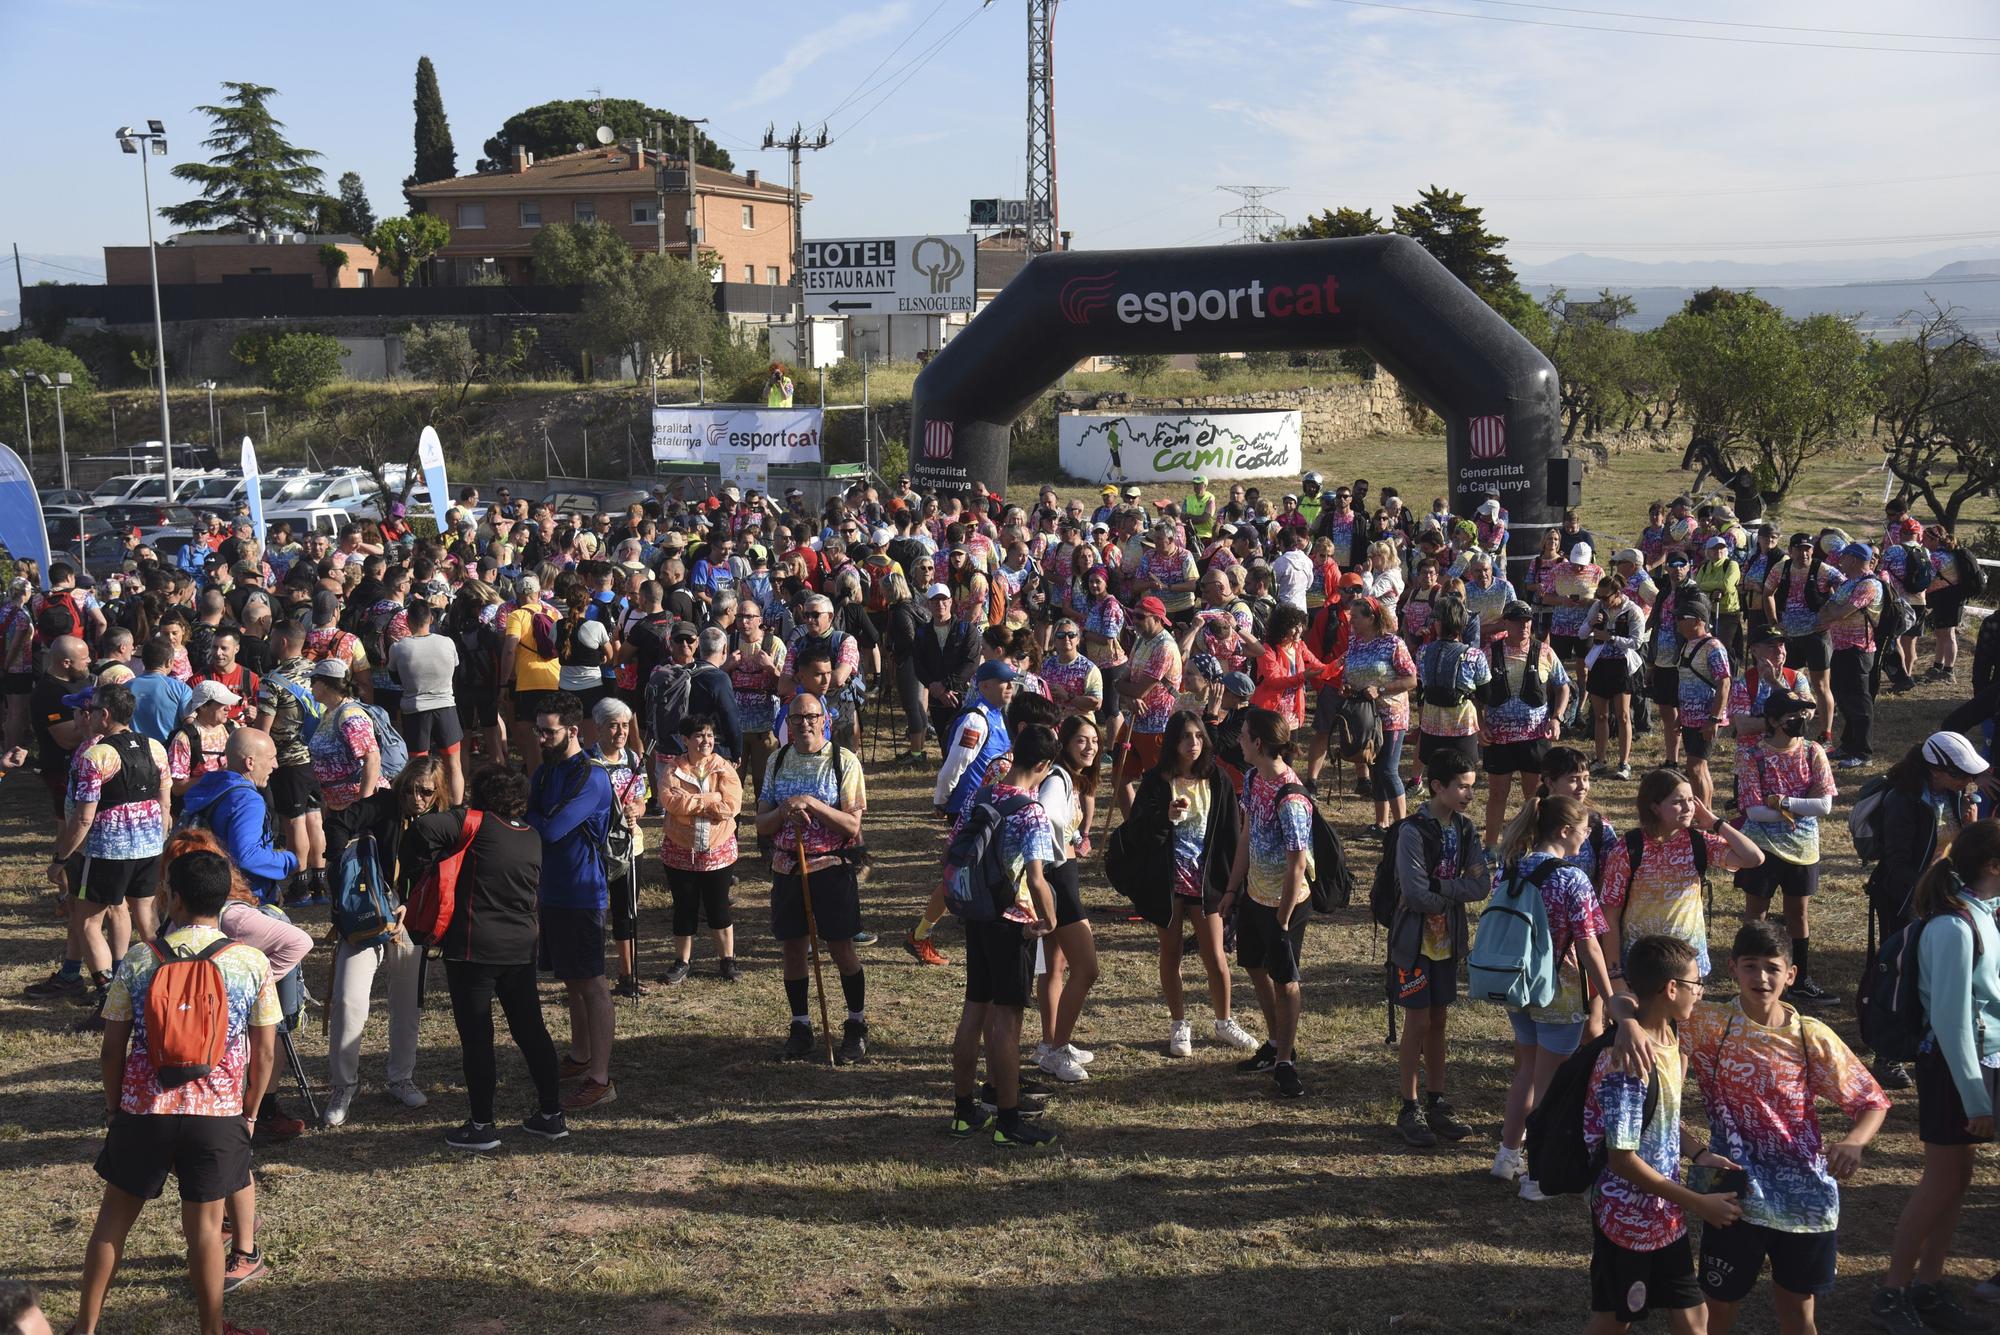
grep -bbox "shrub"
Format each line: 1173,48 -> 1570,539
263,333 -> 347,396
402,323 -> 479,387
1195,352 -> 1232,382
1114,353 -> 1168,385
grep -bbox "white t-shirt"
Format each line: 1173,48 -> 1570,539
1272,550 -> 1313,610
557,618 -> 611,693
1036,766 -> 1080,867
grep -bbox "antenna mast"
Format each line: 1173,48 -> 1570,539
1026,0 -> 1059,255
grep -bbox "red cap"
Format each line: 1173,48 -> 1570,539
1339,571 -> 1366,588
1136,595 -> 1169,619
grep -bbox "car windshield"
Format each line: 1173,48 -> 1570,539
193,477 -> 239,500
92,478 -> 140,502
161,507 -> 200,527
272,478 -> 323,503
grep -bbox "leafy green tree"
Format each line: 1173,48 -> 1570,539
407,56 -> 457,189
368,213 -> 451,286
530,221 -> 635,287
262,333 -> 346,396
480,99 -> 731,172
1195,352 -> 1232,382
1281,206 -> 1388,241
1875,305 -> 2000,527
163,82 -> 330,233
1113,353 -> 1168,385
1684,287 -> 1778,320
317,243 -> 349,287
0,340 -> 101,450
318,172 -> 376,236
1393,186 -> 1517,301
402,322 -> 482,408
579,253 -> 718,380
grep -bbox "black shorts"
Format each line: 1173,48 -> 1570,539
399,705 -> 463,755
269,762 -> 322,819
1699,1220 -> 1838,1301
770,866 -> 861,944
459,693 -> 500,730
2,670 -> 33,696
1551,634 -> 1586,663
964,918 -> 1034,1009
1048,860 -> 1086,928
1482,739 -> 1548,776
1930,596 -> 1965,631
1587,657 -> 1633,699
1681,725 -> 1716,762
1916,1044 -> 2000,1146
77,854 -> 160,907
1236,899 -> 1307,985
1786,632 -> 1831,673
1735,856 -> 1819,900
1417,731 -> 1478,769
538,904 -> 608,981
1647,666 -> 1681,708
1591,1225 -> 1702,1322
1391,954 -> 1456,1010
511,688 -> 557,724
96,1110 -> 252,1204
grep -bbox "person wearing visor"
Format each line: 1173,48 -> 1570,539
1734,689 -> 1837,1005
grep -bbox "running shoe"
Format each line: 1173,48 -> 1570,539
558,1053 -> 591,1079
781,1020 -> 817,1061
1910,1282 -> 1994,1333
993,1119 -> 1059,1149
1786,977 -> 1835,1007
323,1084 -> 355,1129
1869,1287 -> 1931,1335
253,1109 -> 306,1145
612,975 -> 650,998
1519,1178 -> 1548,1202
1972,1272 -> 2000,1303
1037,1047 -> 1088,1083
1396,1102 -> 1437,1148
947,1111 -> 993,1139
979,1082 -> 1048,1113
718,958 -> 740,982
1611,766 -> 1632,781
22,969 -> 86,1000
904,931 -> 949,967
1061,1043 -> 1095,1066
1875,1060 -> 1913,1091
1490,1146 -> 1524,1181
1426,1097 -> 1474,1141
852,930 -> 878,945
1212,1015 -> 1259,1051
1237,1041 -> 1278,1073
521,1110 -> 570,1141
445,1120 -> 501,1151
386,1080 -> 428,1108
835,1019 -> 869,1065
561,1078 -> 617,1112
1272,1062 -> 1304,1098
221,1248 -> 268,1292
1838,754 -> 1870,770
660,960 -> 691,986
1166,1019 -> 1194,1058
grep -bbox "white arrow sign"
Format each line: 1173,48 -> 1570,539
801,233 -> 977,317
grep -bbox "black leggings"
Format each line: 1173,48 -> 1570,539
443,959 -> 561,1125
666,865 -> 735,937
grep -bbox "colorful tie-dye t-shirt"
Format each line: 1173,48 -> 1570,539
728,634 -> 788,734
1344,634 -> 1417,732
762,743 -> 865,875
1586,1036 -> 1688,1250
1239,765 -> 1315,908
1084,596 -> 1127,668
1681,1001 -> 1889,1233
1038,654 -> 1103,713
1461,577 -> 1516,634
1551,562 -> 1603,637
1602,829 -> 1732,975
1677,635 -> 1732,724
1508,852 -> 1609,1025
1127,630 -> 1183,735
1168,775 -> 1212,899
1826,576 -> 1881,653
1735,740 -> 1836,865
1770,561 -> 1833,638
948,782 -> 1056,921
68,734 -> 168,860
1483,638 -> 1568,745
1416,641 -> 1492,740
102,925 -> 280,1116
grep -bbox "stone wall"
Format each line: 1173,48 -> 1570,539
1050,372 -> 1422,449
102,312 -> 587,383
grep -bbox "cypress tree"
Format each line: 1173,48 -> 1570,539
409,56 -> 457,190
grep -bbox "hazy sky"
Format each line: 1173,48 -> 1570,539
4,0 -> 1998,285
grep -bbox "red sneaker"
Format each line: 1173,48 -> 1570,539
904,931 -> 949,967
560,1077 -> 617,1112
558,1053 -> 591,1080
254,1109 -> 306,1144
222,1247 -> 269,1293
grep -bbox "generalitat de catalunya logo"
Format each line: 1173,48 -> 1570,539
1059,270 -> 1341,331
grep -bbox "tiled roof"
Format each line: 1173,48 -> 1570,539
407,149 -> 801,200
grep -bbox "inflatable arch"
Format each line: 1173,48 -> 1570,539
908,234 -> 1565,573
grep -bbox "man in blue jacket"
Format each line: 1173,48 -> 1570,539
181,730 -> 298,905
528,691 -> 617,1113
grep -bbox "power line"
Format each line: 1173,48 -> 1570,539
1523,274 -> 2000,289
16,254 -> 105,280
1313,0 -> 2000,54
824,4 -> 990,145
1457,0 -> 2000,43
817,0 -> 956,125
1218,185 -> 1288,243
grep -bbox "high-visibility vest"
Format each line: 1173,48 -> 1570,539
766,376 -> 794,408
1297,492 -> 1324,529
1184,490 -> 1215,539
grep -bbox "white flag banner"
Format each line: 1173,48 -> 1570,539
418,425 -> 450,535
241,436 -> 266,547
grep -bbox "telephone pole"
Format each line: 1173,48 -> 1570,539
763,122 -> 827,368
1025,0 -> 1060,255
1218,185 -> 1287,243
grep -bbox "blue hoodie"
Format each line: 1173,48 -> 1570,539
528,750 -> 613,911
182,769 -> 299,902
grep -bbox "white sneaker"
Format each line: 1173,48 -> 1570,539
386,1079 -> 428,1108
1211,1015 -> 1259,1051
1062,1043 -> 1095,1066
1518,1177 -> 1548,1202
323,1083 -> 356,1128
1490,1146 -> 1525,1182
1037,1047 -> 1090,1083
1167,1019 -> 1194,1058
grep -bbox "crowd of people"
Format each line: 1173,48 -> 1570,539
6,464 -> 1997,1335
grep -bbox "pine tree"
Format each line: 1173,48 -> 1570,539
162,82 -> 329,233
318,171 -> 377,236
408,56 -> 457,189
1391,186 -> 1516,300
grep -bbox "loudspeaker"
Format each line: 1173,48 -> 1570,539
1548,455 -> 1585,509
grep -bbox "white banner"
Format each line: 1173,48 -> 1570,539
651,407 -> 824,466
240,436 -> 265,547
417,425 -> 450,534
724,452 -> 770,495
1058,410 -> 1302,483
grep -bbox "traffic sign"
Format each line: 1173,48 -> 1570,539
801,233 -> 977,317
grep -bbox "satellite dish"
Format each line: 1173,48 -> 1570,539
594,125 -> 615,145
574,142 -> 587,153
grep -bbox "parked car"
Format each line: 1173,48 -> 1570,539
48,514 -> 114,557
546,487 -> 650,517
38,488 -> 91,509
101,503 -> 203,532
263,505 -> 355,541
264,471 -> 376,514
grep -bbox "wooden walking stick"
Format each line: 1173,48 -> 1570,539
796,830 -> 837,1066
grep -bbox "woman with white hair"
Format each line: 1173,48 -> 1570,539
587,696 -> 652,997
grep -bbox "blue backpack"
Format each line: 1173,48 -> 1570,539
943,793 -> 1037,924
1467,857 -> 1566,1010
330,834 -> 398,949
271,673 -> 324,743
324,699 -> 409,782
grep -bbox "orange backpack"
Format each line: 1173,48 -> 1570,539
405,809 -> 483,948
144,937 -> 236,1089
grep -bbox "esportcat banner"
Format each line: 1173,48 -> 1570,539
1058,410 -> 1301,483
651,407 -> 824,465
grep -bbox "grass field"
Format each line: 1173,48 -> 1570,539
2,446 -> 1996,1334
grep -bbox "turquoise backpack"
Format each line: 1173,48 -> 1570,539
1467,858 -> 1566,1010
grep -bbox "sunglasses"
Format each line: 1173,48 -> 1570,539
411,785 -> 438,797
1054,630 -> 1079,640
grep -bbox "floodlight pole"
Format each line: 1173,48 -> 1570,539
120,123 -> 176,508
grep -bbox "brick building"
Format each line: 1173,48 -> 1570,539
102,232 -> 392,288
405,144 -> 803,287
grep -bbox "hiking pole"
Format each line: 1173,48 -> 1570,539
796,830 -> 837,1066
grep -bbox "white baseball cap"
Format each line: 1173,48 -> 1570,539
1568,542 -> 1593,564
1477,499 -> 1501,518
925,583 -> 952,600
1923,730 -> 1991,777
188,680 -> 242,711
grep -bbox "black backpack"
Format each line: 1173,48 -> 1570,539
1275,783 -> 1352,913
1525,1029 -> 1662,1197
1484,633 -> 1548,708
1625,826 -> 1713,919
1858,909 -> 1983,1064
1896,542 -> 1933,597
1952,547 -> 1987,599
1869,574 -> 1917,644
646,662 -> 697,752
1420,640 -> 1473,709
1370,811 -> 1453,929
